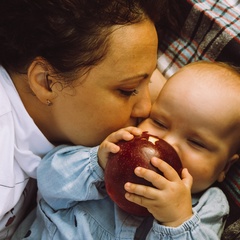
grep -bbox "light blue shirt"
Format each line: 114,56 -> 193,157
15,145 -> 229,239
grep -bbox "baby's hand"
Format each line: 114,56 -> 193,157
98,127 -> 142,169
124,157 -> 193,227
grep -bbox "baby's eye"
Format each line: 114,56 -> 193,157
119,89 -> 139,97
153,120 -> 167,129
188,139 -> 207,149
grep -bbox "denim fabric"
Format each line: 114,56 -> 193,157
13,145 -> 229,239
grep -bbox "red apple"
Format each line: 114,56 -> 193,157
104,131 -> 182,216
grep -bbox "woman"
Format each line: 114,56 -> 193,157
0,0 -> 167,238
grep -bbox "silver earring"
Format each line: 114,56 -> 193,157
46,99 -> 52,106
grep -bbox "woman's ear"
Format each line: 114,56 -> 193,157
217,154 -> 239,182
27,58 -> 55,105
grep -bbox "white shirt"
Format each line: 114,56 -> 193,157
0,66 -> 54,239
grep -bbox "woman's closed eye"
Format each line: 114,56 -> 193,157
119,89 -> 139,97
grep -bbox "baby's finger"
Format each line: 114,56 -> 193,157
125,192 -> 148,207
100,141 -> 120,154
124,182 -> 157,201
151,157 -> 181,181
124,126 -> 142,136
107,127 -> 142,143
133,167 -> 167,189
181,168 -> 193,190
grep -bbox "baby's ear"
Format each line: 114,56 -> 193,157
217,154 -> 239,182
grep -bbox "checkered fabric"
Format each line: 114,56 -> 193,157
223,160 -> 240,207
158,0 -> 240,78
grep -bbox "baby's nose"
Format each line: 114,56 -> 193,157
162,135 -> 179,154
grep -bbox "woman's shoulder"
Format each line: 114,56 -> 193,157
0,66 -> 12,117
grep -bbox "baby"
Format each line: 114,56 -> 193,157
99,61 -> 240,237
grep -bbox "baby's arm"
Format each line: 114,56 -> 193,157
145,187 -> 228,239
37,127 -> 142,210
124,157 -> 193,226
37,144 -> 106,210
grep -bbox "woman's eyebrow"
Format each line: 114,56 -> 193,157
119,65 -> 158,82
119,73 -> 149,82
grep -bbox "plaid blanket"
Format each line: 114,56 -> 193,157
158,0 -> 240,78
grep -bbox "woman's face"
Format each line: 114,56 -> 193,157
50,20 -> 158,146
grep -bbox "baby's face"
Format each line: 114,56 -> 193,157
139,65 -> 240,193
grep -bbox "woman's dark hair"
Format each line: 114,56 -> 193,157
0,0 -> 169,80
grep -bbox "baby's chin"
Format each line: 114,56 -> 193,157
191,183 -> 214,194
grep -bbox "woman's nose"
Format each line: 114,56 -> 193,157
131,88 -> 151,119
